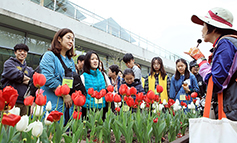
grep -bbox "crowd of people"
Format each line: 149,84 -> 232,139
1,7 -> 237,122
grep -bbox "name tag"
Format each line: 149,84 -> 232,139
123,105 -> 130,112
95,98 -> 103,104
62,77 -> 73,88
180,94 -> 186,100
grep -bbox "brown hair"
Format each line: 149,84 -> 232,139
49,28 -> 75,59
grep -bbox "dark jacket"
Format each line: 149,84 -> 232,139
1,57 -> 34,104
195,73 -> 206,97
122,80 -> 145,100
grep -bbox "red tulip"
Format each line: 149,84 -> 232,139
124,96 -> 127,102
177,133 -> 183,138
73,111 -> 82,120
153,118 -> 158,123
95,92 -> 102,99
147,90 -> 155,100
99,89 -> 107,97
180,101 -> 187,107
114,93 -> 121,103
24,96 -> 35,106
73,94 -> 86,107
35,93 -> 47,106
193,99 -> 197,104
88,88 -> 94,96
105,92 -> 113,102
126,96 -> 135,107
136,92 -> 144,102
154,95 -> 160,102
1,113 -> 21,127
130,87 -> 137,95
107,85 -> 114,92
33,72 -> 46,88
156,85 -> 163,93
115,107 -> 120,112
185,95 -> 191,101
126,88 -> 131,97
46,111 -> 63,122
61,84 -> 70,95
191,92 -> 198,98
55,86 -> 62,96
2,86 -> 18,110
119,84 -> 128,96
0,90 -> 5,111
168,99 -> 175,108
72,90 -> 83,101
91,91 -> 98,98
172,110 -> 175,116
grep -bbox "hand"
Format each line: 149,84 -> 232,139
63,94 -> 72,108
184,47 -> 205,60
182,84 -> 190,93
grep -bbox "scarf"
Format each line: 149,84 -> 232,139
148,73 -> 168,103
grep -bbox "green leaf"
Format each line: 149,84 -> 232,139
62,133 -> 72,143
39,128 -> 50,143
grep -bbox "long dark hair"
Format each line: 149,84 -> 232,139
83,50 -> 101,74
175,58 -> 190,80
150,57 -> 166,80
50,28 -> 75,59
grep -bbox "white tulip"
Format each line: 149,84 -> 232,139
44,111 -> 53,125
173,103 -> 181,111
32,121 -> 43,137
114,102 -> 121,108
16,115 -> 29,131
34,105 -> 43,116
140,102 -> 145,109
195,100 -> 200,106
46,101 -> 52,111
188,102 -> 196,110
158,104 -> 164,111
162,99 -> 167,105
8,106 -> 20,115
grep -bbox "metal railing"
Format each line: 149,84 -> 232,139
32,0 -> 182,62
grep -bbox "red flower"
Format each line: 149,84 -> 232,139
95,91 -> 102,99
193,99 -> 197,104
107,85 -> 114,92
88,88 -> 94,96
154,95 -> 160,102
168,99 -> 175,108
156,85 -> 163,93
105,92 -> 113,102
147,90 -> 155,100
115,107 -> 120,112
191,92 -> 198,98
130,87 -> 137,95
114,94 -> 121,103
47,111 -> 63,122
73,111 -> 82,120
153,118 -> 158,123
99,89 -> 107,97
119,84 -> 128,96
185,95 -> 191,101
177,133 -> 183,138
72,92 -> 86,106
61,84 -> 70,95
35,93 -> 47,106
172,110 -> 175,116
0,90 -> 5,111
180,101 -> 187,107
126,96 -> 135,107
24,96 -> 35,106
33,72 -> 46,88
1,113 -> 21,127
124,96 -> 128,102
91,90 -> 98,98
55,86 -> 62,96
136,92 -> 144,102
2,86 -> 18,110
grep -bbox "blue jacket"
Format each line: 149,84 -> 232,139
40,51 -> 76,116
169,73 -> 199,104
1,57 -> 34,103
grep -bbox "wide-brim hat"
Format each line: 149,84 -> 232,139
191,7 -> 236,32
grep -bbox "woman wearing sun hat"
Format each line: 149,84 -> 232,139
185,7 -> 237,121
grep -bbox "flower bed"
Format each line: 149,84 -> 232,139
0,73 -> 201,143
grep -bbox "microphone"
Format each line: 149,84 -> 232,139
196,39 -> 202,48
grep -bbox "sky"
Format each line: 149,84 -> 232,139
70,0 -> 237,61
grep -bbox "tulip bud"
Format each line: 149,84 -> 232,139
188,102 -> 195,110
46,101 -> 52,111
32,121 -> 43,138
8,106 -> 20,116
44,111 -> 53,125
16,115 -> 29,131
34,105 -> 43,116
